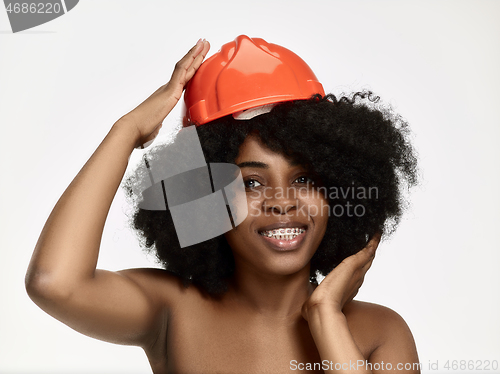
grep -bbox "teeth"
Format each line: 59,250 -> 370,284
259,228 -> 306,240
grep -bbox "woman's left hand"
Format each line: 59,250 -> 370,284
302,234 -> 381,321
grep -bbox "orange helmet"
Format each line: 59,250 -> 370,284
183,35 -> 325,126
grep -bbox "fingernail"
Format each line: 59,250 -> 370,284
193,38 -> 205,53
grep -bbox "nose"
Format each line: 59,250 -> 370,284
262,186 -> 297,215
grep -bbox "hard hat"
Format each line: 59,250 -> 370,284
183,35 -> 325,126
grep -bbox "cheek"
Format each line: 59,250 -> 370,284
319,203 -> 330,234
247,197 -> 262,218
316,203 -> 330,237
320,199 -> 330,221
224,226 -> 245,253
301,196 -> 329,221
310,199 -> 330,245
303,197 -> 329,244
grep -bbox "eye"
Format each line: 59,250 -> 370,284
294,175 -> 314,185
244,178 -> 263,189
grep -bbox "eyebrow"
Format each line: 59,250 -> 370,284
236,161 -> 269,169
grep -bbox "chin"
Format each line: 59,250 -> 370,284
264,258 -> 312,278
242,240 -> 315,278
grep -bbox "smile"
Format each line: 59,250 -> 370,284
259,228 -> 306,240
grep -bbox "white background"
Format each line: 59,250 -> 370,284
1,1 -> 499,373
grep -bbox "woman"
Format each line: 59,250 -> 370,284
26,36 -> 420,373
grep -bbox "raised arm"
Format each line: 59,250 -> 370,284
25,39 -> 210,347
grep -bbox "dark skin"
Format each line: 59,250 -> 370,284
26,39 -> 420,373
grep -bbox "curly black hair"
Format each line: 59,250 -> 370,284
125,92 -> 418,296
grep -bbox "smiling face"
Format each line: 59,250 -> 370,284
224,135 -> 330,277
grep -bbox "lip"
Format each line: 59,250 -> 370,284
258,230 -> 307,251
256,221 -> 308,252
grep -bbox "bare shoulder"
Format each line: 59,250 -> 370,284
343,300 -> 410,332
343,301 -> 420,371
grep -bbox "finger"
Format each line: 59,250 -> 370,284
342,277 -> 364,307
361,256 -> 375,272
343,247 -> 375,284
185,41 -> 210,81
355,232 -> 381,263
358,241 -> 377,272
181,39 -> 207,74
367,232 -> 382,251
320,233 -> 380,286
348,244 -> 376,270
176,39 -> 205,69
171,39 -> 209,85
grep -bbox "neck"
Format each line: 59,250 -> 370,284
227,261 -> 315,319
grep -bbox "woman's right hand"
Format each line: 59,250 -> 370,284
121,38 -> 210,148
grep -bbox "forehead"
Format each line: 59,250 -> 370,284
235,135 -> 301,168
